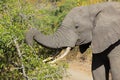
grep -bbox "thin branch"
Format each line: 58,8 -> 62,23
13,38 -> 29,80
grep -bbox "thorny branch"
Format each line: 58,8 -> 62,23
13,38 -> 29,80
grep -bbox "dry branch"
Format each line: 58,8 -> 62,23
13,38 -> 29,80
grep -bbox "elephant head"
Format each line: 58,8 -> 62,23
26,6 -> 93,50
26,2 -> 120,54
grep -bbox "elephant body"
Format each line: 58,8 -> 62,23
26,2 -> 120,80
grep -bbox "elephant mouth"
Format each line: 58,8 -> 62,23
75,39 -> 86,46
43,47 -> 71,63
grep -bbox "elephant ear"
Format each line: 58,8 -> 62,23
91,7 -> 120,54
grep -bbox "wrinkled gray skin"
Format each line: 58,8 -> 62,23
26,2 -> 120,80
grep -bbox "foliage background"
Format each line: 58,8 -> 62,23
0,0 -> 120,80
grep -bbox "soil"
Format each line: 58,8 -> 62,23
63,51 -> 93,80
63,60 -> 93,80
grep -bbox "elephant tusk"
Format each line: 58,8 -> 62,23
43,49 -> 62,63
48,47 -> 71,64
43,57 -> 53,63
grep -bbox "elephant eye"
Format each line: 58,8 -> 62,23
75,26 -> 79,29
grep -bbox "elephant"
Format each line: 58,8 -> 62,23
25,2 -> 120,80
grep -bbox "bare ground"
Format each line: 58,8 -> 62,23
63,60 -> 93,80
62,50 -> 93,80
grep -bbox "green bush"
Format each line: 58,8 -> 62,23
0,0 -> 70,79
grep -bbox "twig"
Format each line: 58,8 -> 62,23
13,38 -> 29,80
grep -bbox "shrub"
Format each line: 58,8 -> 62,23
0,0 -> 69,79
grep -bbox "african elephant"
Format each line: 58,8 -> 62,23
25,2 -> 120,80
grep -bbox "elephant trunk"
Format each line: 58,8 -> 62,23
25,27 -> 78,49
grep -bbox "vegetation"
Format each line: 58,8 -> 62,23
0,0 -> 120,80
